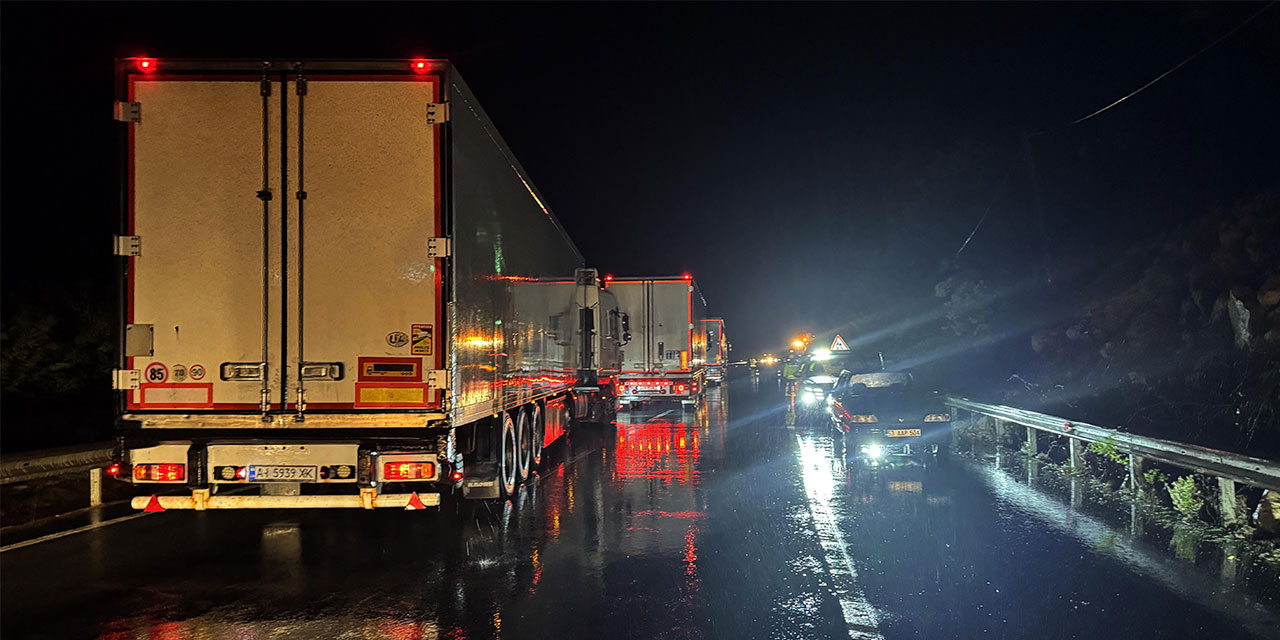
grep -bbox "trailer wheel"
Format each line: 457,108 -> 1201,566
531,402 -> 545,468
516,407 -> 533,483
499,412 -> 518,498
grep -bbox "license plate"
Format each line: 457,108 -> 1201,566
247,465 -> 317,482
635,387 -> 666,393
887,429 -> 921,437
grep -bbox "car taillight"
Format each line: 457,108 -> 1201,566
924,413 -> 951,422
133,463 -> 185,482
383,462 -> 435,481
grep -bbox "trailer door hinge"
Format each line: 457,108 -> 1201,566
114,235 -> 141,256
114,101 -> 141,123
427,237 -> 451,259
425,102 -> 450,125
426,369 -> 450,390
113,369 -> 141,390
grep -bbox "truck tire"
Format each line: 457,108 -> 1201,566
499,412 -> 518,498
531,402 -> 545,468
516,407 -> 533,483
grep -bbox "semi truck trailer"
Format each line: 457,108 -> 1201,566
702,317 -> 727,385
606,276 -> 707,406
110,58 -> 615,509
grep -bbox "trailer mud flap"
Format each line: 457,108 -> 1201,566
462,460 -> 501,499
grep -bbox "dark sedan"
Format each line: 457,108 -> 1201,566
827,382 -> 951,461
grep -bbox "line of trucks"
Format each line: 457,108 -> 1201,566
107,58 -> 729,510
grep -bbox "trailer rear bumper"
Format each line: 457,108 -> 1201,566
131,489 -> 440,510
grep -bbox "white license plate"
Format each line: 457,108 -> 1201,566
248,465 -> 317,482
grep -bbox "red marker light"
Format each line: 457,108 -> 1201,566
410,59 -> 429,74
106,463 -> 121,477
136,58 -> 157,73
450,470 -> 464,483
604,275 -> 613,281
683,273 -> 691,280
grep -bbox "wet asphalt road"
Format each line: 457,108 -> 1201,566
3,378 -> 1278,639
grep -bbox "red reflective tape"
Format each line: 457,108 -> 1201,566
405,492 -> 427,510
143,495 -> 165,512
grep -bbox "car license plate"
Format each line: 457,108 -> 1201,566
247,465 -> 317,482
887,429 -> 921,437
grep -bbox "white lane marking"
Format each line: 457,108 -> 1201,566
796,434 -> 883,639
650,409 -> 675,421
0,511 -> 154,553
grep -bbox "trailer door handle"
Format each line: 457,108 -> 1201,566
300,362 -> 344,381
221,362 -> 266,381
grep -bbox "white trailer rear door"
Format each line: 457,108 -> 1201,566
126,71 -> 443,415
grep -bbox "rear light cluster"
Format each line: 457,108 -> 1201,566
133,463 -> 185,482
622,379 -> 672,394
383,462 -> 436,481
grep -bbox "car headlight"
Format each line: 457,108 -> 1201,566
868,444 -> 884,458
801,391 -> 818,405
924,413 -> 951,422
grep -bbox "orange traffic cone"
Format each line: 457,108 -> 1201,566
405,492 -> 427,510
143,495 -> 165,512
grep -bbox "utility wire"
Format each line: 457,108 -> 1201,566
1072,2 -> 1275,125
954,165 -> 1012,259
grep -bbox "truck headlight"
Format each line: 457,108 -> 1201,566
801,390 -> 818,405
868,444 -> 884,458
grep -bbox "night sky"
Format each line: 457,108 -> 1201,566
3,2 -> 1278,359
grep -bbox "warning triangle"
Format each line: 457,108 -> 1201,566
405,492 -> 427,510
143,495 -> 165,512
831,334 -> 850,351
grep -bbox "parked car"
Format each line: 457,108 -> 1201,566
827,374 -> 950,462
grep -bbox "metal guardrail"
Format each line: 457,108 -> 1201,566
1,443 -> 113,485
944,396 -> 1280,492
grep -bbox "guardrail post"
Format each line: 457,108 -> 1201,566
1217,477 -> 1238,527
1128,454 -> 1145,497
1068,438 -> 1084,471
89,467 -> 103,507
1025,427 -> 1037,455
994,419 -> 1006,448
